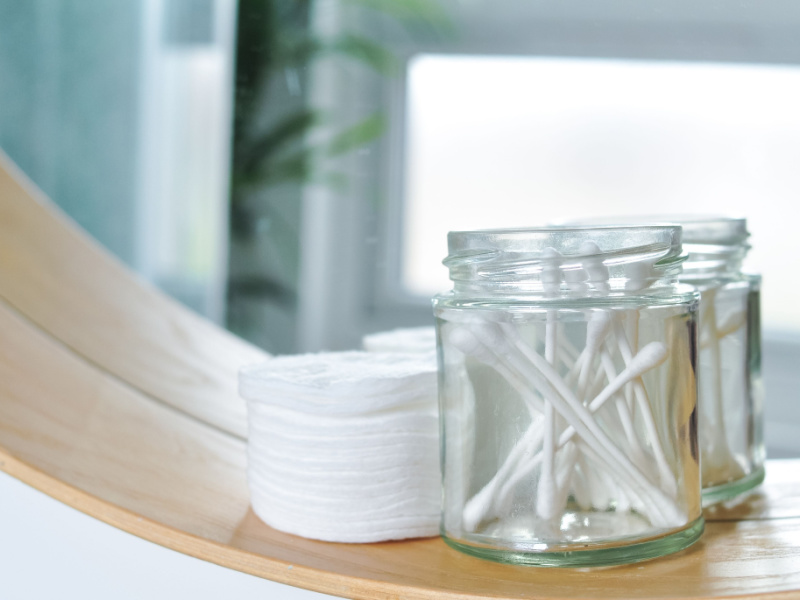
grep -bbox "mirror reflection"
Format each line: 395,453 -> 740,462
1,1 -> 799,454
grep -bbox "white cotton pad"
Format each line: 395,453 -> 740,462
240,351 -> 437,414
239,351 -> 441,543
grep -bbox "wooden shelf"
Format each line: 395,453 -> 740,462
1,150 -> 799,600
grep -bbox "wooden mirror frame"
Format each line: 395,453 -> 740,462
1,150 -> 799,599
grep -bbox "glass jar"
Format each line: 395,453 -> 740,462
676,217 -> 764,505
433,226 -> 703,567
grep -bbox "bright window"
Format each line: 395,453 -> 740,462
403,55 -> 800,332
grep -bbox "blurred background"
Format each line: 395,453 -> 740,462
1,0 -> 799,457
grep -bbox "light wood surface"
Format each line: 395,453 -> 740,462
0,150 -> 267,439
1,151 -> 800,600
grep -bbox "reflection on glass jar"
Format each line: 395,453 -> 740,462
434,226 -> 702,567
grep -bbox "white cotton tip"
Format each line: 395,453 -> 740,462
580,241 -> 610,292
462,486 -> 493,532
469,322 -> 508,354
626,342 -> 668,378
447,325 -> 507,367
541,246 -> 563,261
571,469 -> 593,511
625,259 -> 657,291
579,240 -> 603,255
447,327 -> 488,359
614,486 -> 632,513
585,311 -> 612,352
564,265 -> 589,293
541,247 -> 563,293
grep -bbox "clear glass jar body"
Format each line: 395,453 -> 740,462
557,215 -> 765,504
434,226 -> 703,567
678,219 -> 764,504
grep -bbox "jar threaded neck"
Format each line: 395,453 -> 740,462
444,225 -> 685,297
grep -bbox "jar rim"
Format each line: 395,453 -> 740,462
447,224 -> 682,255
555,215 -> 749,246
444,225 -> 684,295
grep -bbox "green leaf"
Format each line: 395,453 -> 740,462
345,0 -> 455,38
348,0 -> 449,24
257,152 -> 313,185
280,34 -> 399,76
327,113 -> 386,157
240,110 -> 320,175
329,34 -> 399,76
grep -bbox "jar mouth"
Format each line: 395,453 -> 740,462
444,225 -> 685,295
661,215 -> 748,246
552,215 -> 748,245
670,216 -> 749,278
551,216 -> 750,278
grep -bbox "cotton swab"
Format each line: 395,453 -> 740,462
609,317 -> 678,497
538,248 -> 562,520
494,323 -> 668,499
446,325 -> 545,416
448,240 -> 690,536
461,312 -> 612,529
461,321 -> 682,530
490,342 -> 670,519
698,288 -> 745,485
699,308 -> 745,349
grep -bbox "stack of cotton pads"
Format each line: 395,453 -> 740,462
362,326 -> 436,354
239,351 -> 440,543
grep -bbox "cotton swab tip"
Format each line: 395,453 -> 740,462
626,341 -> 668,378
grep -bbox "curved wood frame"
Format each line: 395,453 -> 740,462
0,151 -> 263,438
1,150 -> 799,600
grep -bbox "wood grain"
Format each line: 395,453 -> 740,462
1,149 -> 800,599
0,150 -> 267,439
